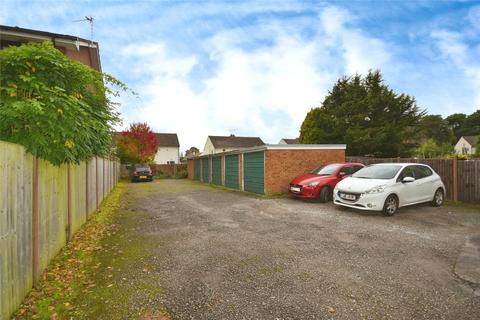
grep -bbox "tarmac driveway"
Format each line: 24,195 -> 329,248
84,179 -> 480,319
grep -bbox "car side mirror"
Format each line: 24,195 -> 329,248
402,176 -> 415,183
338,172 -> 347,177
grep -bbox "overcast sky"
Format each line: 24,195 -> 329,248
1,0 -> 479,151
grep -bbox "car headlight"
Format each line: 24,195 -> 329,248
307,182 -> 320,187
364,185 -> 386,194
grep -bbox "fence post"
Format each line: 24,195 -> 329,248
453,157 -> 458,202
67,164 -> 72,241
96,157 -> 99,208
103,158 -> 106,198
86,160 -> 89,220
32,157 -> 40,283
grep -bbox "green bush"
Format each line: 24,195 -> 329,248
175,165 -> 188,179
0,42 -> 128,165
154,165 -> 187,179
415,139 -> 453,158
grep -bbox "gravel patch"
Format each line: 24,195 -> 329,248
83,179 -> 480,319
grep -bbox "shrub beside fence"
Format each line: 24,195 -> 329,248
0,141 -> 120,320
347,157 -> 480,203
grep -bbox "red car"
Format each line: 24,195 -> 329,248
289,163 -> 365,202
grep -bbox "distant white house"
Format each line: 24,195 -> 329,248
154,133 -> 180,164
278,138 -> 298,144
454,136 -> 478,155
202,135 -> 265,154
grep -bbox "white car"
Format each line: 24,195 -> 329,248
334,163 -> 445,216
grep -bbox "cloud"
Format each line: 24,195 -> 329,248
467,5 -> 480,31
319,6 -> 391,75
115,5 -> 396,151
431,27 -> 480,110
3,1 -> 479,151
120,32 -> 330,150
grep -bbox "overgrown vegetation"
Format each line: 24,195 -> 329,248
414,139 -> 453,159
0,42 -> 129,165
154,164 -> 188,179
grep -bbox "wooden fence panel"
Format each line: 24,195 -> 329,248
108,160 -> 113,193
86,159 -> 97,216
70,163 -> 87,235
97,158 -> 104,204
0,141 -> 121,319
37,161 -> 69,274
0,142 -> 33,320
458,160 -> 480,203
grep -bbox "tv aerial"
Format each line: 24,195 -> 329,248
73,16 -> 94,46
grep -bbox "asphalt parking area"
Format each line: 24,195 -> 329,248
91,179 -> 480,319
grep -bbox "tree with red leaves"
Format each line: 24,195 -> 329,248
116,123 -> 159,163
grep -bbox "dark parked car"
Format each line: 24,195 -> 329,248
288,163 -> 364,202
130,164 -> 153,182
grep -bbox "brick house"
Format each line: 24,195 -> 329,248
0,25 -> 102,71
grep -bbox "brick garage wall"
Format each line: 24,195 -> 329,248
187,159 -> 194,179
150,164 -> 176,175
264,149 -> 345,194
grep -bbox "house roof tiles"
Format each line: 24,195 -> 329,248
463,135 -> 479,146
209,135 -> 265,149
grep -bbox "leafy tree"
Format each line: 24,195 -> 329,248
0,42 -> 127,165
446,111 -> 480,140
475,135 -> 480,156
465,110 -> 480,135
116,123 -> 159,163
299,70 -> 426,157
445,113 -> 467,140
415,139 -> 453,158
418,115 -> 454,144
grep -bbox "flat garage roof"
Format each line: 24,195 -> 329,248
188,144 -> 347,159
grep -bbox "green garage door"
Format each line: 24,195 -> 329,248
225,155 -> 239,189
243,151 -> 264,194
201,158 -> 210,183
212,156 -> 222,185
194,159 -> 200,180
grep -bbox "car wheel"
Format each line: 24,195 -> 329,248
317,187 -> 331,203
382,194 -> 398,216
430,188 -> 444,207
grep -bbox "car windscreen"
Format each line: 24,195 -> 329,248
134,165 -> 150,171
311,164 -> 341,176
352,165 -> 402,179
